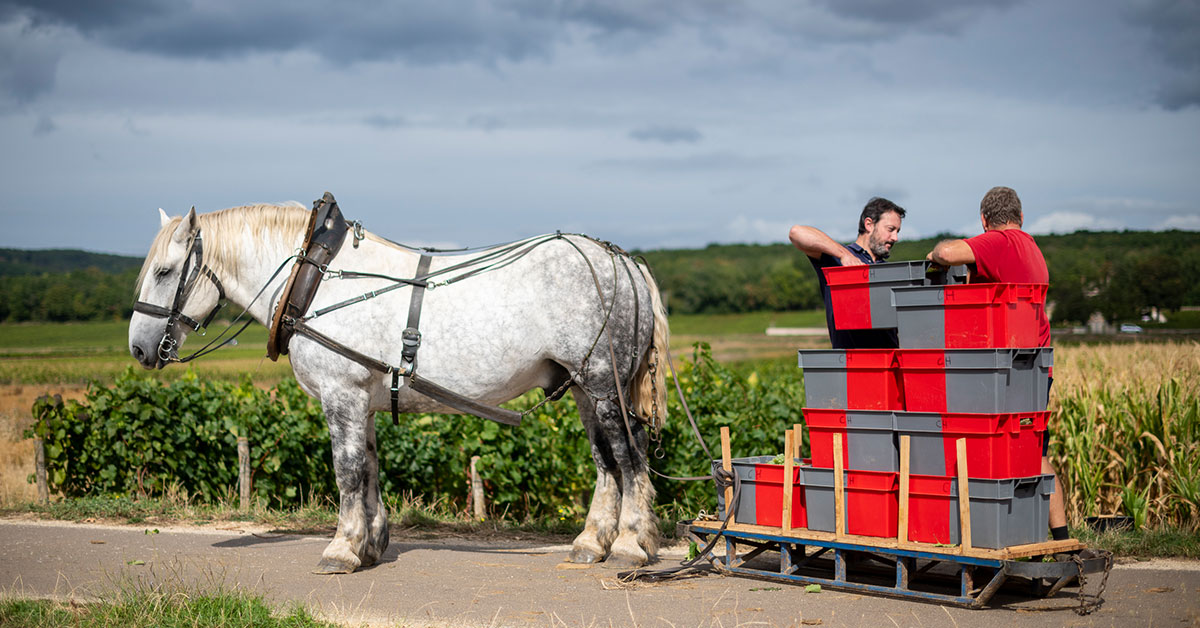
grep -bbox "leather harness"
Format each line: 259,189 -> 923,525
267,192 -> 521,427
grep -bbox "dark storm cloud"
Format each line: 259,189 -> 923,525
0,21 -> 60,105
0,0 -> 562,64
629,124 -> 702,144
816,0 -> 1021,29
1127,0 -> 1200,109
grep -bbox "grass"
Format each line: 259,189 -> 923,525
669,310 -> 825,335
0,578 -> 336,628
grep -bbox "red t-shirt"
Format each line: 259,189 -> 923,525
964,229 -> 1050,346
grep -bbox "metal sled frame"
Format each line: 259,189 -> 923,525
682,519 -> 1106,609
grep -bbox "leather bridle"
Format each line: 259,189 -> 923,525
132,229 -> 226,364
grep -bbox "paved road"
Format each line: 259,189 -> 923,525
2,519 -> 1198,627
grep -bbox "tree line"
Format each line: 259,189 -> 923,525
2,230 -> 1199,325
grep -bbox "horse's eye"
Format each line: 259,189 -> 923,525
155,267 -> 171,278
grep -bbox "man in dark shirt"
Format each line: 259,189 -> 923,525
788,197 -> 907,348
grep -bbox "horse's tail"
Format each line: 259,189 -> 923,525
632,261 -> 670,432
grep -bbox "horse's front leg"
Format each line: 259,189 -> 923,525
313,388 -> 387,574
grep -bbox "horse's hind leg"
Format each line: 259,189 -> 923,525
567,388 -> 619,564
607,410 -> 658,568
314,388 -> 388,574
593,397 -> 658,568
569,390 -> 658,567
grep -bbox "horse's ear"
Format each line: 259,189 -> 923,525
171,206 -> 199,245
158,208 -> 171,228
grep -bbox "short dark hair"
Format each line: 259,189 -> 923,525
858,197 -> 907,235
980,186 -> 1022,228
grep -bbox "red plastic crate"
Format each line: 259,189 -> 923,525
895,348 -> 1052,413
894,283 -> 1048,349
894,411 -> 1047,478
798,349 -> 903,410
749,462 -> 808,529
804,468 -> 899,538
824,265 -> 874,329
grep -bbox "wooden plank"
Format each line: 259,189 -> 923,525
721,426 -> 735,526
898,435 -> 912,548
833,433 -> 846,540
694,520 -> 1086,561
956,438 -> 972,552
783,430 -> 795,533
793,423 -> 803,460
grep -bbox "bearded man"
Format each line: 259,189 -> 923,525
788,197 -> 906,348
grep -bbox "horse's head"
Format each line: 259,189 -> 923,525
129,207 -> 225,369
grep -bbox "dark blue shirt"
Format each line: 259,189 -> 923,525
809,242 -> 899,349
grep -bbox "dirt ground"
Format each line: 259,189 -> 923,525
2,518 -> 1198,627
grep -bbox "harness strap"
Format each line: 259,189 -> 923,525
393,254 -> 433,424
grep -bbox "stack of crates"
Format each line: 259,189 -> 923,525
801,261 -> 1055,548
716,261 -> 1056,550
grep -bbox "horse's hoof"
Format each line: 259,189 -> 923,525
567,548 -> 604,564
312,557 -> 357,575
601,552 -> 648,570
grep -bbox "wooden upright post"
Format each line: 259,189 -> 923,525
833,433 -> 846,539
237,437 -> 251,512
899,435 -> 911,546
783,430 -> 795,533
720,426 -> 734,525
956,438 -> 973,551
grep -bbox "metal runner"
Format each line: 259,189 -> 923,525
681,520 -> 1109,609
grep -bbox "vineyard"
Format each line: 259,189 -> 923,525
14,339 -> 1199,532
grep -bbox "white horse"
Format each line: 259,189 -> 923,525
128,202 -> 669,573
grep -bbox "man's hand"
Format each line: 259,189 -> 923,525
839,253 -> 867,267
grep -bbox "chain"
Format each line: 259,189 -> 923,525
647,344 -> 665,459
1071,550 -> 1112,616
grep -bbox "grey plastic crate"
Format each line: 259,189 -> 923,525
826,261 -> 968,331
805,408 -> 899,471
908,474 -> 1055,549
897,348 -> 1053,413
713,456 -> 767,524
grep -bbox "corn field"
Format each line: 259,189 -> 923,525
1051,342 -> 1200,530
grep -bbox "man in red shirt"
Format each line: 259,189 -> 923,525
927,186 -> 1068,541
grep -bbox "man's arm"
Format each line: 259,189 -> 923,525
927,238 -> 976,266
788,225 -> 865,266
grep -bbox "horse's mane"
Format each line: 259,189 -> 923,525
136,203 -> 310,292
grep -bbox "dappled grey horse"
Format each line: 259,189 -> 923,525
128,203 -> 669,573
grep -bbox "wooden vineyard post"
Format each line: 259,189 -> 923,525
238,437 -> 251,512
833,433 -> 846,539
783,430 -> 795,533
470,455 -> 486,520
956,438 -> 973,551
793,423 -> 803,460
720,426 -> 735,526
34,436 -> 48,505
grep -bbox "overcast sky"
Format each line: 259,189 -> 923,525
1,0 -> 1197,256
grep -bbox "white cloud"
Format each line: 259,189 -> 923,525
1159,214 -> 1200,231
1026,211 -> 1122,234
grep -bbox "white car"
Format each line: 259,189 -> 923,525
1120,324 -> 1143,334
